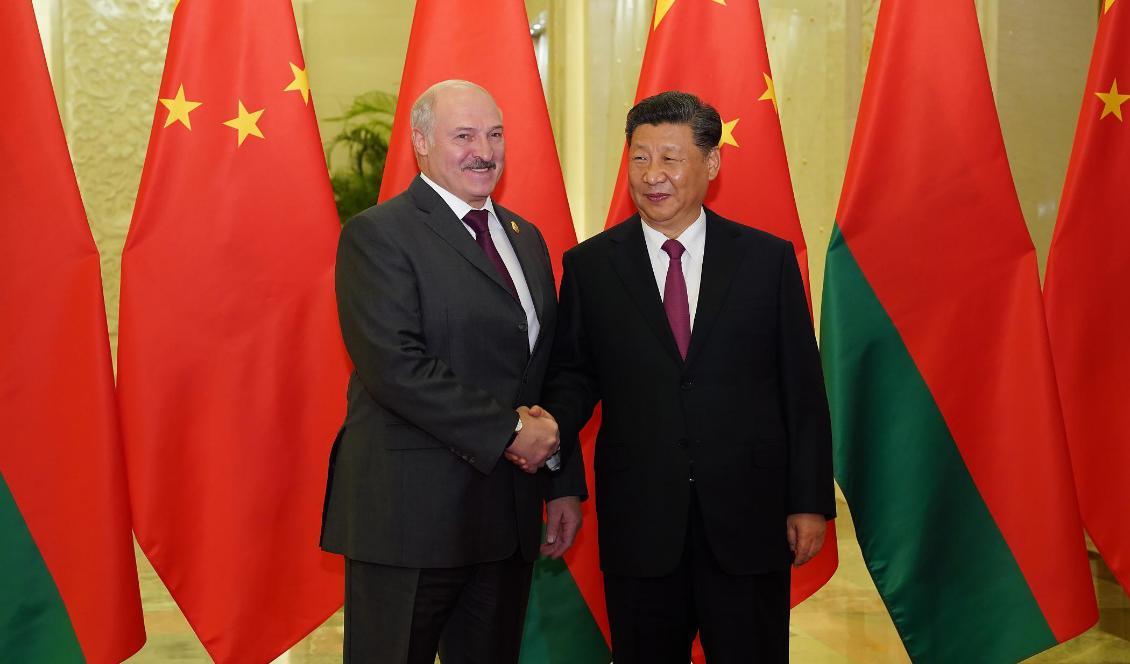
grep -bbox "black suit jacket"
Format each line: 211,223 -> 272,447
544,210 -> 834,578
321,176 -> 585,568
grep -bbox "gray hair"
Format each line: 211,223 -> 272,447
410,79 -> 499,143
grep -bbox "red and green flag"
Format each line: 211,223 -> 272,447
1044,0 -> 1130,598
378,0 -> 603,661
0,3 -> 145,661
603,2 -> 838,659
821,0 -> 1099,660
116,1 -> 350,660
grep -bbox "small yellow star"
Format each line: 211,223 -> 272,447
1096,79 -> 1130,121
222,101 -> 265,146
758,73 -> 779,113
1104,0 -> 1116,14
654,0 -> 727,30
159,85 -> 202,130
173,0 -> 181,10
719,118 -> 740,148
284,62 -> 310,105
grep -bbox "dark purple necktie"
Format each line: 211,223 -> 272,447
464,209 -> 518,299
662,239 -> 691,359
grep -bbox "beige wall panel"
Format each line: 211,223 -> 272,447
60,0 -> 172,361
993,0 -> 1095,276
301,0 -> 415,160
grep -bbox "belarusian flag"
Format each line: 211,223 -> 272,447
821,0 -> 1098,661
0,3 -> 145,661
376,0 -> 604,661
1044,0 -> 1130,598
116,1 -> 350,660
603,2 -> 838,659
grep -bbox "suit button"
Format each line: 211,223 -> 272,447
518,322 -> 529,332
681,380 -> 695,390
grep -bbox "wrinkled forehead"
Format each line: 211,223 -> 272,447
433,88 -> 503,129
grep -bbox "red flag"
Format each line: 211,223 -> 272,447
0,3 -> 144,661
116,1 -> 350,660
605,0 -> 837,628
823,0 -> 1097,659
1045,0 -> 1130,597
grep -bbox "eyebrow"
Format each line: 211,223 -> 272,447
451,125 -> 504,133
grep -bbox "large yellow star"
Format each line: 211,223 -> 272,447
284,62 -> 310,105
159,84 -> 202,130
654,0 -> 727,30
719,118 -> 739,148
1104,0 -> 1116,14
758,73 -> 778,113
1096,79 -> 1130,121
222,101 -> 265,146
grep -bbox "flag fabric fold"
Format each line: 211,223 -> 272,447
821,0 -> 1098,661
116,1 -> 350,660
1044,0 -> 1130,598
1,4 -> 145,662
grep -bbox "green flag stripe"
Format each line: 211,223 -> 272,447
0,471 -> 84,662
520,553 -> 610,664
821,225 -> 1056,663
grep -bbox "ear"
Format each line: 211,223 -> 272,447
411,128 -> 429,157
706,146 -> 721,181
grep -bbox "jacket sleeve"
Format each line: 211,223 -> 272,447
336,212 -> 518,475
777,242 -> 836,518
541,249 -> 599,497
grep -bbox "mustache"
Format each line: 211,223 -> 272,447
463,158 -> 497,171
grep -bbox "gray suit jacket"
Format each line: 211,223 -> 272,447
321,176 -> 585,567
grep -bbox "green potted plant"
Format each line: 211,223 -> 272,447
325,90 -> 397,223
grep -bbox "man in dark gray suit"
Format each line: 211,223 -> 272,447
321,79 -> 585,664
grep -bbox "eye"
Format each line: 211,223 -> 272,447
456,133 -> 470,141
490,130 -> 503,139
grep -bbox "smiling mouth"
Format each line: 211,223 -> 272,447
464,159 -> 497,173
645,193 -> 670,202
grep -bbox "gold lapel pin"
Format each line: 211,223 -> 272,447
510,220 -> 520,234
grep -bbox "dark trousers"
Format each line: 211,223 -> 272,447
344,551 -> 533,664
603,489 -> 791,664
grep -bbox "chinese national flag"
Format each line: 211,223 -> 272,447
1044,0 -> 1130,597
0,4 -> 144,662
116,1 -> 350,661
605,0 -> 838,641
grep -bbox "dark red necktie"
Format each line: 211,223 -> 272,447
464,209 -> 518,299
662,239 -> 690,359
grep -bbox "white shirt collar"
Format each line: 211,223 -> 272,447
420,173 -> 498,223
640,208 -> 707,260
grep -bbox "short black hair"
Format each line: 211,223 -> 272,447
625,91 -> 721,156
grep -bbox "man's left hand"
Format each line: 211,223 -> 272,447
541,496 -> 582,559
787,513 -> 826,566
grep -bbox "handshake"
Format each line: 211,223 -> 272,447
505,405 -> 560,474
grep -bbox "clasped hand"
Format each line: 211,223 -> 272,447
505,405 -> 559,474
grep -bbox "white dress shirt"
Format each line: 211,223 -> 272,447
640,208 -> 707,329
420,173 -> 540,351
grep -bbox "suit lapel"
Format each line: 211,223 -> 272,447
608,217 -> 684,365
495,206 -> 548,324
684,212 -> 745,368
409,176 -> 520,303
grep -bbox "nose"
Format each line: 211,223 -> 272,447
642,160 -> 667,185
471,133 -> 493,159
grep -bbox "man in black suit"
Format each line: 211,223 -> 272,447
542,91 -> 834,663
321,79 -> 584,664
